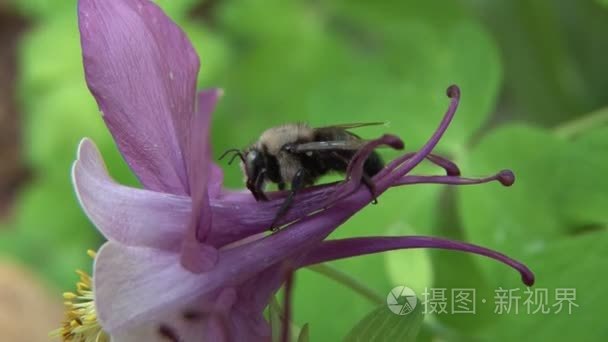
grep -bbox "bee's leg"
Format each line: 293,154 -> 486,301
362,173 -> 378,205
270,169 -> 308,232
247,169 -> 269,201
255,169 -> 269,201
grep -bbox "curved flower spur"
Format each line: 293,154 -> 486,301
60,0 -> 535,340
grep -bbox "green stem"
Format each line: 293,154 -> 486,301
554,107 -> 608,139
306,264 -> 384,305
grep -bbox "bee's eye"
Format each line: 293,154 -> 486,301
246,150 -> 258,164
245,150 -> 265,179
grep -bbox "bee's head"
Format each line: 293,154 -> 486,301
243,148 -> 266,188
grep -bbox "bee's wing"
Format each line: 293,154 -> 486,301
317,122 -> 387,130
289,140 -> 368,153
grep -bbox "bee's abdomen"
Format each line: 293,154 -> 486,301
309,149 -> 384,178
363,150 -> 384,176
308,127 -> 384,179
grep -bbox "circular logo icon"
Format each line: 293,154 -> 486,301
387,286 -> 417,315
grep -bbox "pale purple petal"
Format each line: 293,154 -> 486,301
180,90 -> 222,272
78,0 -> 200,195
72,138 -> 237,249
95,242 -> 205,331
235,264 -> 284,321
72,138 -> 189,250
109,314 -> 205,342
95,241 -> 278,333
94,196 -> 366,332
107,289 -> 238,342
206,185 -> 352,245
298,237 -> 535,286
208,163 -> 224,198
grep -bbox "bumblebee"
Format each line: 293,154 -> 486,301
221,123 -> 385,230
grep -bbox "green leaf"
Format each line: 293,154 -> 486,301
428,188 -> 497,332
453,124 -> 573,331
554,127 -> 608,229
458,124 -> 569,267
465,1 -> 608,126
384,222 -> 434,296
454,124 -> 608,336
344,303 -> 424,342
481,231 -> 608,341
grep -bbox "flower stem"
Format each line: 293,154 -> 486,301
306,264 -> 383,305
554,107 -> 608,139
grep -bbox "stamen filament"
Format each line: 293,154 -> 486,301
325,135 -> 404,205
379,152 -> 461,178
394,170 -> 515,187
377,85 -> 461,188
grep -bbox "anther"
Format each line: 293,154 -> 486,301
497,170 -> 515,186
447,84 -> 460,98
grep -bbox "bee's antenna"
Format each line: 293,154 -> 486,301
228,152 -> 245,165
219,148 -> 245,165
219,148 -> 239,160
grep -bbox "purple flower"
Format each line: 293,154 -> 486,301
63,0 -> 534,340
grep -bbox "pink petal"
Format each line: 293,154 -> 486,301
78,0 -> 200,195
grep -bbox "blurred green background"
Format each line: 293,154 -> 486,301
0,0 -> 607,341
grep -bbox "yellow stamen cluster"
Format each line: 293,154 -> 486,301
50,250 -> 109,342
